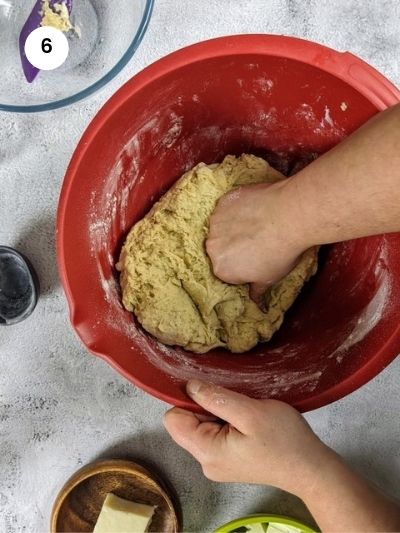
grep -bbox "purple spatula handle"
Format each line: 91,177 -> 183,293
19,0 -> 73,83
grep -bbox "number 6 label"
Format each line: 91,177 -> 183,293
25,26 -> 69,71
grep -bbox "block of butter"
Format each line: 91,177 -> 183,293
93,493 -> 156,533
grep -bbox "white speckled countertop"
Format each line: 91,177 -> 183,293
1,1 -> 399,532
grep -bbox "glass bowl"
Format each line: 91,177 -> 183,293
0,0 -> 153,112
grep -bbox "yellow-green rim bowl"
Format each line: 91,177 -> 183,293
213,513 -> 318,533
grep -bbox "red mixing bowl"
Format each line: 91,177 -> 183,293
57,35 -> 400,412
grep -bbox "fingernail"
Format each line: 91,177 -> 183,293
187,379 -> 203,396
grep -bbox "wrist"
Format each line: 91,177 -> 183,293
296,444 -> 400,532
297,444 -> 343,501
273,177 -> 317,251
281,439 -> 340,500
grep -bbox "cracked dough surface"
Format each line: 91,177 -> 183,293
117,154 -> 318,353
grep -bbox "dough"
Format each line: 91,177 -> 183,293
117,154 -> 318,353
41,0 -> 73,32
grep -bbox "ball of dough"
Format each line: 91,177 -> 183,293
117,154 -> 317,353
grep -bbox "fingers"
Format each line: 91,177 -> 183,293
206,201 -> 234,282
205,238 -> 223,278
205,238 -> 244,285
186,380 -> 256,433
163,407 -> 200,448
163,407 -> 223,459
249,281 -> 269,310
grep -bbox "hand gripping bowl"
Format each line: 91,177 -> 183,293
57,35 -> 400,412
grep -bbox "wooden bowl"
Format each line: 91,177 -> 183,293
50,459 -> 180,532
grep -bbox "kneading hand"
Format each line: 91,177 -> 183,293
207,104 -> 400,307
206,181 -> 307,304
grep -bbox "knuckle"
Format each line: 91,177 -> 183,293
212,262 -> 223,278
205,238 -> 215,255
211,260 -> 234,283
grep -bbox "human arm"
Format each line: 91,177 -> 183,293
164,380 -> 400,532
206,103 -> 400,301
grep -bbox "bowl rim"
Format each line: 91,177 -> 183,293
57,34 -> 400,412
213,513 -> 318,533
0,0 -> 154,113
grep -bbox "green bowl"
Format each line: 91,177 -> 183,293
213,514 -> 318,533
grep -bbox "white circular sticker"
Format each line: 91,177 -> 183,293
24,26 -> 69,71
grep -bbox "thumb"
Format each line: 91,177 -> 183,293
186,380 -> 255,433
